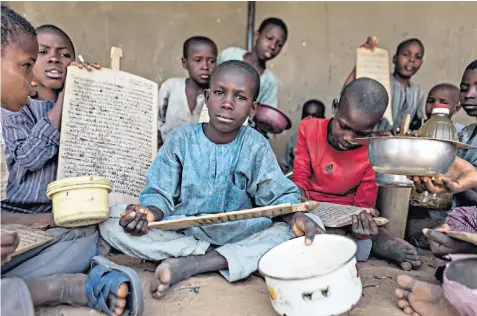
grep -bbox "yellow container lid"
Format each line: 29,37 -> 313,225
46,176 -> 112,199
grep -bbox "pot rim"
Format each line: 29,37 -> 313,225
257,235 -> 358,281
350,136 -> 476,150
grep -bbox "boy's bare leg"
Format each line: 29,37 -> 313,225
27,274 -> 128,316
372,228 -> 421,270
150,250 -> 228,299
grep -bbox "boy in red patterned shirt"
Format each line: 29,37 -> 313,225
294,78 -> 421,270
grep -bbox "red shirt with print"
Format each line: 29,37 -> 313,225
293,118 -> 378,208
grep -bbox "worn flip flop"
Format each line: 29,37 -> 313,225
86,256 -> 144,316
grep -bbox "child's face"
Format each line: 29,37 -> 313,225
302,103 -> 324,120
32,29 -> 74,90
254,24 -> 286,62
205,69 -> 258,133
329,98 -> 379,151
393,42 -> 424,79
1,34 -> 38,112
460,68 -> 477,117
425,87 -> 460,118
182,43 -> 217,87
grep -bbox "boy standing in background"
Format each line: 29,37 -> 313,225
344,36 -> 426,133
216,17 -> 287,108
158,36 -> 217,145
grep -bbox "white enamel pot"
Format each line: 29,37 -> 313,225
258,235 -> 362,316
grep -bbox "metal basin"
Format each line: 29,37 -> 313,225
351,137 -> 461,176
375,172 -> 414,187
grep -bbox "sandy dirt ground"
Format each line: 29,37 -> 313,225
37,250 -> 442,316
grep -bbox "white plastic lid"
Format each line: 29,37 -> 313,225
432,107 -> 450,115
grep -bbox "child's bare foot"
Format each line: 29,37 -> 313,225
27,274 -> 128,315
373,234 -> 421,270
150,251 -> 228,299
395,274 -> 460,316
150,258 -> 197,299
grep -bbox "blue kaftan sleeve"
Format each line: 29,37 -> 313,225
247,135 -> 300,206
139,130 -> 183,217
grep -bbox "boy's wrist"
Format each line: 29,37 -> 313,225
147,205 -> 164,222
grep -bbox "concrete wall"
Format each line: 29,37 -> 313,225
6,1 -> 477,155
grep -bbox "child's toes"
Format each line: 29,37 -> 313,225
117,283 -> 129,298
114,306 -> 125,316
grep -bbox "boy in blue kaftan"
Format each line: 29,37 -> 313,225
100,60 -> 324,299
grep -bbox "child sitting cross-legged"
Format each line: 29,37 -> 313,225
100,60 -> 325,299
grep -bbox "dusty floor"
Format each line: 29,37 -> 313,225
37,250 -> 441,316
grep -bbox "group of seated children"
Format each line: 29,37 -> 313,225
1,3 -> 477,316
1,6 -> 142,316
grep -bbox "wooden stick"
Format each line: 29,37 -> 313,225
110,47 -> 123,71
400,113 -> 411,135
148,201 -> 319,231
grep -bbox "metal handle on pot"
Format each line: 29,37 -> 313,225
302,287 -> 329,301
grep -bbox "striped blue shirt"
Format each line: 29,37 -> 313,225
1,99 -> 59,214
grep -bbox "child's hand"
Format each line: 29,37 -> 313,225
30,213 -> 57,230
298,188 -> 307,202
410,157 -> 477,195
1,232 -> 20,265
70,61 -> 101,71
351,210 -> 379,240
423,228 -> 477,257
290,212 -> 324,246
119,204 -> 156,236
410,176 -> 447,194
395,128 -> 419,137
360,36 -> 379,52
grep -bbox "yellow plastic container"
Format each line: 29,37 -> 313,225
46,176 -> 112,228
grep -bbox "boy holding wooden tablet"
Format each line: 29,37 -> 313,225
344,36 -> 426,133
293,78 -> 421,270
101,60 -> 326,299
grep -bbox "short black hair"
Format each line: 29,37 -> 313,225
396,38 -> 425,56
429,83 -> 459,94
341,78 -> 388,117
36,24 -> 75,56
183,36 -> 218,59
464,59 -> 477,72
211,60 -> 261,100
1,5 -> 36,55
258,17 -> 288,40
302,99 -> 325,118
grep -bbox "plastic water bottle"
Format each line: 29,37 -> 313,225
418,104 -> 458,141
411,104 -> 457,209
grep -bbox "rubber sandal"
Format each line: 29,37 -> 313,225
86,256 -> 144,316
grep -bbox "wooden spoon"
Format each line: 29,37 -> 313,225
400,114 -> 411,136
